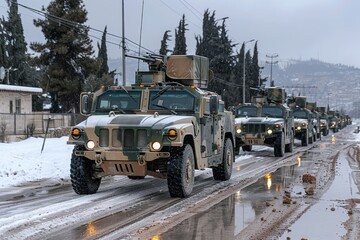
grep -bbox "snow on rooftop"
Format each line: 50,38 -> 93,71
0,84 -> 42,94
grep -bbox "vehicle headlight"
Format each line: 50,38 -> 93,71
86,140 -> 95,150
236,128 -> 242,134
267,129 -> 273,135
297,126 -> 301,130
275,124 -> 282,129
151,141 -> 161,151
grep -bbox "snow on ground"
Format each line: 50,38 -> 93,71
0,137 -> 73,188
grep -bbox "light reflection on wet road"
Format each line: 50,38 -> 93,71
156,151 -> 321,239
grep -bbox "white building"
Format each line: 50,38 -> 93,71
0,84 -> 42,114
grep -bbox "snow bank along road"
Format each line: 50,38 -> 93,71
0,124 -> 358,239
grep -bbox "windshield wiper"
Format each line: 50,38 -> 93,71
151,86 -> 171,101
120,85 -> 138,104
152,104 -> 177,115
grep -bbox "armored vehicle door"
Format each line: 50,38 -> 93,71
201,96 -> 222,158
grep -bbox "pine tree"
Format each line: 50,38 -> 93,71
3,0 -> 28,85
173,14 -> 187,55
30,0 -> 98,113
159,30 -> 171,56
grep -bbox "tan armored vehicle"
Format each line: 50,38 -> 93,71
67,55 -> 235,198
306,102 -> 321,140
291,96 -> 315,146
318,106 -> 329,136
235,87 -> 294,157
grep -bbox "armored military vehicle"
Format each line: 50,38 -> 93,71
67,54 -> 235,198
235,87 -> 294,157
233,104 -> 261,155
327,110 -> 339,133
291,97 -> 315,146
306,102 -> 321,140
318,107 -> 329,136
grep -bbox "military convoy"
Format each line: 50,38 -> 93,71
67,55 -> 235,198
67,53 -> 351,198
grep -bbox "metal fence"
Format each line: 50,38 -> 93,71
0,112 -> 86,136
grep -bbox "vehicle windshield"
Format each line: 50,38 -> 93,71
293,110 -> 308,119
235,106 -> 258,117
149,90 -> 195,111
262,106 -> 283,118
95,90 -> 141,112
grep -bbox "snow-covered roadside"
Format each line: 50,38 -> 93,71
0,137 -> 73,188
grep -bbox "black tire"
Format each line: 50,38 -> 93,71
234,145 -> 240,155
167,144 -> 195,198
213,138 -> 234,181
301,130 -> 308,146
274,133 -> 285,157
242,145 -> 252,152
333,128 -> 336,133
70,146 -> 101,194
309,132 -> 313,144
285,131 -> 294,153
128,176 -> 145,180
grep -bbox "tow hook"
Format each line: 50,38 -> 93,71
138,155 -> 146,166
95,153 -> 102,166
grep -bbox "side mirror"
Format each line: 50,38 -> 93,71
209,95 -> 219,115
80,93 -> 92,115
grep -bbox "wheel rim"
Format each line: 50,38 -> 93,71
226,148 -> 232,168
185,158 -> 193,184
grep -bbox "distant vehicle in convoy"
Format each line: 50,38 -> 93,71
67,54 -> 235,198
289,96 -> 315,146
317,107 -> 329,136
328,110 -> 339,133
233,104 -> 261,155
306,102 -> 321,140
234,87 -> 294,157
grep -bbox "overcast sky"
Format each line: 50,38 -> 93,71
1,0 -> 359,68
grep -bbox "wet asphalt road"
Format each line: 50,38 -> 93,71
0,124 -> 358,240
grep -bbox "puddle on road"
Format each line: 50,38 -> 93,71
280,151 -> 360,240
156,152 -> 320,239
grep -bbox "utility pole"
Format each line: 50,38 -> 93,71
266,54 -> 278,87
121,0 -> 126,86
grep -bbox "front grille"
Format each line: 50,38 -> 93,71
124,129 -> 135,148
243,124 -> 266,134
99,128 -> 147,149
99,129 -> 109,147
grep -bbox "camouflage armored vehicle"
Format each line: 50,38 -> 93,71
235,87 -> 294,157
327,110 -> 339,133
291,97 -> 315,146
306,102 -> 321,140
233,104 -> 261,155
318,107 -> 329,136
67,54 -> 235,198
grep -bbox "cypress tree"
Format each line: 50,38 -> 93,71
159,30 -> 171,56
30,0 -> 98,113
0,21 -> 8,83
3,0 -> 28,85
231,43 -> 245,105
173,14 -> 187,55
97,26 -> 109,78
195,10 -> 235,108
